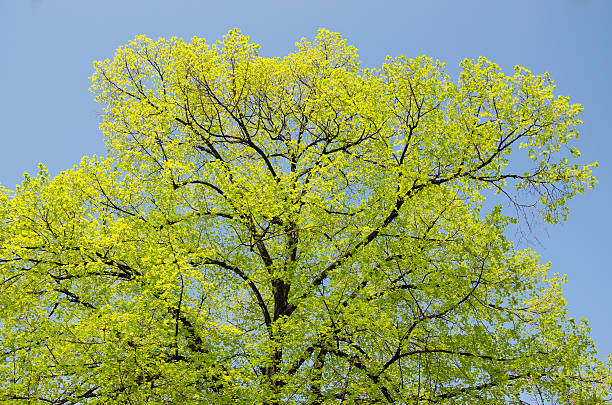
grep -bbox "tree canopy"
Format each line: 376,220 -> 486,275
1,29 -> 610,404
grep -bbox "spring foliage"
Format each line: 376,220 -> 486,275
1,29 -> 610,404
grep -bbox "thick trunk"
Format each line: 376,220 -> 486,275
262,347 -> 284,405
262,278 -> 291,404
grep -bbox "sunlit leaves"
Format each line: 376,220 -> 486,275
0,29 -> 609,404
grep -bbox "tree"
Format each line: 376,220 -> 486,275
0,29 -> 610,404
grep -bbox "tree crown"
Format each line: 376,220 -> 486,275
0,29 -> 609,404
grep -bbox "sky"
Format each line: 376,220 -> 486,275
0,0 -> 610,360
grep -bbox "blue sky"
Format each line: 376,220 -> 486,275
1,0 -> 610,360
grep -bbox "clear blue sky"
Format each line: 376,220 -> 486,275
1,0 -> 610,359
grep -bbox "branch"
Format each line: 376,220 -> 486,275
201,257 -> 272,335
286,183 -> 424,317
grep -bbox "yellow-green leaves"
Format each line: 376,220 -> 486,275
1,29 -> 609,404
